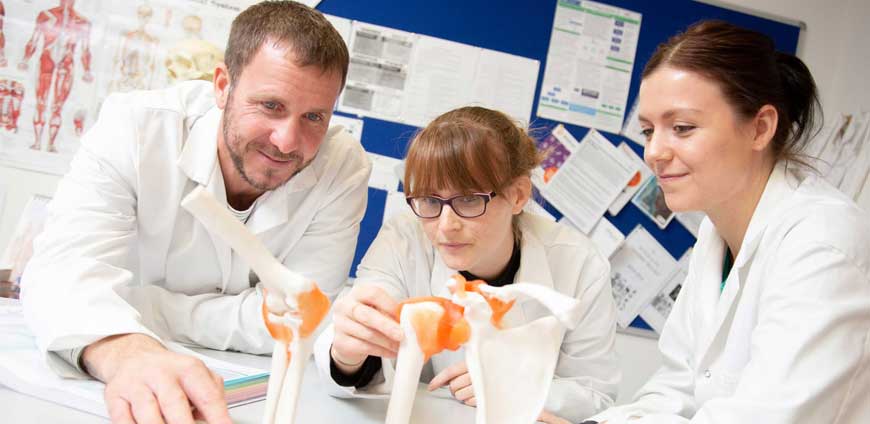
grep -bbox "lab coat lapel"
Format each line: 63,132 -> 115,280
246,127 -> 339,236
177,106 -> 232,289
696,163 -> 797,363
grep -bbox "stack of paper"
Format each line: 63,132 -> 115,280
0,299 -> 269,418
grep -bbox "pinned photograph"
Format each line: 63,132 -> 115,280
631,176 -> 674,229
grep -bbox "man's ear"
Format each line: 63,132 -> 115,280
213,62 -> 231,110
751,104 -> 779,152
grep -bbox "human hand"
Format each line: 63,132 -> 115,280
428,361 -> 476,406
82,333 -> 231,424
537,410 -> 572,424
330,284 -> 403,373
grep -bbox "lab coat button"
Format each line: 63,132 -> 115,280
704,369 -> 711,378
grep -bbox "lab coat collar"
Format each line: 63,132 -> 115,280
177,106 -> 221,186
695,162 -> 800,365
733,161 -> 798,269
428,213 -> 557,297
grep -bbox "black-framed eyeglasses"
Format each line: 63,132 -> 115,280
406,192 -> 497,219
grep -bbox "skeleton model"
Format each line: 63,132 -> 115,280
0,79 -> 24,132
165,14 -> 223,83
18,0 -> 93,153
181,187 -> 330,424
109,3 -> 159,93
387,275 -> 582,424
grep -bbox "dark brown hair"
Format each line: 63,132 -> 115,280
224,1 -> 349,85
404,107 -> 541,197
643,20 -> 821,166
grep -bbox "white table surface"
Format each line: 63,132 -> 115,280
1,348 -> 477,423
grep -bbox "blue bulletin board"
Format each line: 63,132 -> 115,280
316,0 -> 801,333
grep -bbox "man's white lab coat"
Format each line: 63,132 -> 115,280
314,212 -> 621,422
590,163 -> 870,423
20,81 -> 371,378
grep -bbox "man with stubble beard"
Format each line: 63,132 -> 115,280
20,2 -> 370,423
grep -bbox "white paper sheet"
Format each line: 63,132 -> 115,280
524,199 -> 556,222
323,14 -> 352,48
587,217 -> 624,258
330,114 -> 364,141
367,152 -> 403,192
609,226 -> 676,328
338,20 -> 539,128
608,142 -> 652,216
620,98 -> 646,146
531,124 -> 580,189
537,1 -> 642,134
383,190 -> 410,225
541,129 -> 636,234
0,299 -> 267,419
639,248 -> 692,333
469,49 -> 540,126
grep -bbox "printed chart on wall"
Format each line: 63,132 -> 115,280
537,0 -> 641,134
337,20 -> 540,127
0,0 -> 253,175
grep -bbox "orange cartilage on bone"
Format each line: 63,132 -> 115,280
396,296 -> 470,360
386,298 -> 471,424
449,274 -> 516,328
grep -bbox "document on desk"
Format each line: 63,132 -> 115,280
0,300 -> 269,418
540,129 -> 637,234
609,226 -> 677,328
537,1 -> 642,134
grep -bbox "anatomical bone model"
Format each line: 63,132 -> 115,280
386,275 -> 582,424
181,187 -> 331,424
165,14 -> 223,83
18,0 -> 94,153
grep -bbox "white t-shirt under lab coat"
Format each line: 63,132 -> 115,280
20,81 -> 372,378
314,212 -> 621,422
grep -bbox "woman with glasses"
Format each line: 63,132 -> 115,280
313,106 -> 620,423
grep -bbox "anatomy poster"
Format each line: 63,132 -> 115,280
0,0 -> 247,175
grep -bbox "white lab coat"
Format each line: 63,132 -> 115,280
20,81 -> 372,378
590,163 -> 870,423
314,212 -> 621,422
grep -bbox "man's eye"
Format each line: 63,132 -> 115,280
640,128 -> 653,139
262,101 -> 279,110
305,112 -> 323,122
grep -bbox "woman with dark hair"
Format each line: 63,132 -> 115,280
585,20 -> 870,424
313,106 -> 621,423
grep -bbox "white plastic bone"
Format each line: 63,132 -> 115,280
385,302 -> 444,424
180,187 -> 322,424
448,277 -> 581,424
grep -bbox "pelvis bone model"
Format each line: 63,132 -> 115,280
181,187 -> 330,424
385,275 -> 582,424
